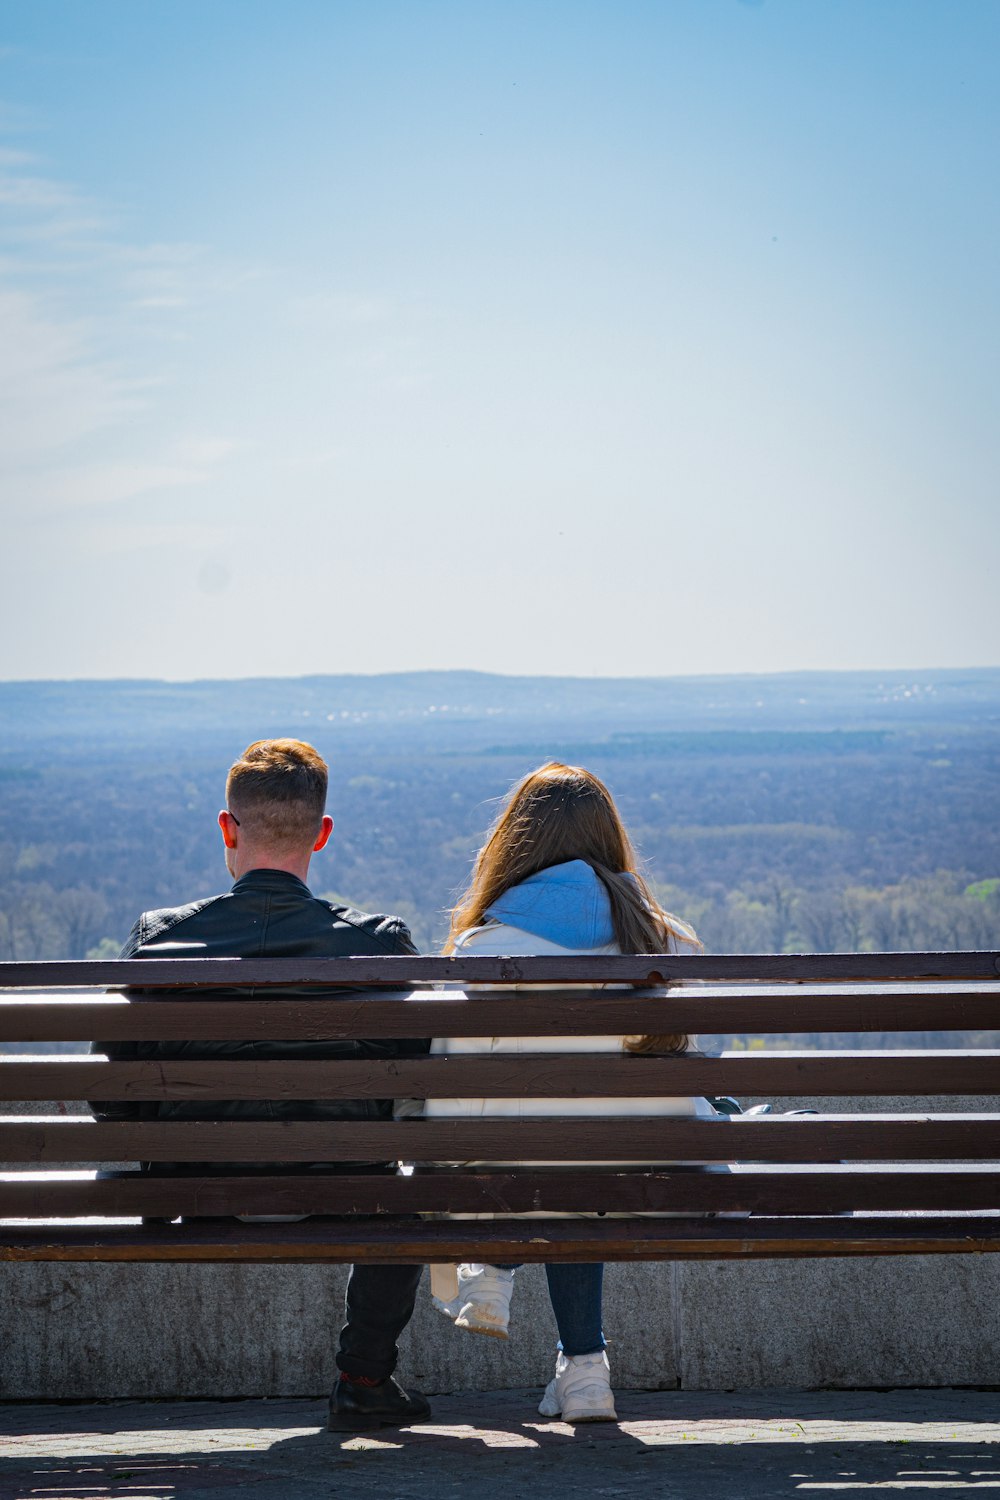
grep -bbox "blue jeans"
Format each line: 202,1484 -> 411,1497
498,1261 -> 605,1356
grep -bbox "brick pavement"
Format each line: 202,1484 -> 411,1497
1,1388 -> 999,1500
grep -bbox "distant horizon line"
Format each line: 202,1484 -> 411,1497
3,664 -> 1000,690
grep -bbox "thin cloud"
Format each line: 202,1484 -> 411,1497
289,293 -> 395,327
0,134 -> 246,523
0,99 -> 39,133
0,141 -> 101,241
14,461 -> 212,517
0,170 -> 82,211
0,288 -> 141,473
78,518 -> 232,556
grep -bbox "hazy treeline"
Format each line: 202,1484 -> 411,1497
1,863 -> 997,965
1,743 -> 997,960
655,872 -> 1000,958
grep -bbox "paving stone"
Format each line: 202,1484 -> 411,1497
2,1389 -> 1000,1500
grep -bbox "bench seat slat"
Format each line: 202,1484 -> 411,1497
3,1168 -> 1000,1217
3,1215 -> 1000,1264
5,1116 -> 1000,1162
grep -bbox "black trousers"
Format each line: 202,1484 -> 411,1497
337,1262 -> 424,1382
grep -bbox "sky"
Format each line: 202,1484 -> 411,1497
0,0 -> 997,682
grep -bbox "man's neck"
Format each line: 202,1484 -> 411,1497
232,854 -> 313,884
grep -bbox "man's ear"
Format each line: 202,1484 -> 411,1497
313,815 -> 334,853
218,810 -> 239,850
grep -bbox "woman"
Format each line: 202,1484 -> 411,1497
426,761 -> 713,1423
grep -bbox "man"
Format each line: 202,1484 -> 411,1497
91,738 -> 430,1431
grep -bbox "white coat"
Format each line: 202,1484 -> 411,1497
423,921 -> 720,1167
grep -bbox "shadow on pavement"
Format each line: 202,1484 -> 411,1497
2,1391 -> 999,1499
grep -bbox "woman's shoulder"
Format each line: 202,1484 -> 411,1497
452,923 -> 617,957
453,918 -> 698,958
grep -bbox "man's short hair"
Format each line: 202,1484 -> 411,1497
226,739 -> 328,848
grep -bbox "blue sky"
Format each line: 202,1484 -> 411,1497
1,0 -> 997,680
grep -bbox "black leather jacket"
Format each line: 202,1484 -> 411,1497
90,867 -> 428,1172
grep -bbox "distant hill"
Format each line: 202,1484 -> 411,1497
3,665 -> 999,748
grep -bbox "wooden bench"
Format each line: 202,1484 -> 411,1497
1,952 -> 999,1265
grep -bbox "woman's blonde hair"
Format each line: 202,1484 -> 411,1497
446,761 -> 701,1053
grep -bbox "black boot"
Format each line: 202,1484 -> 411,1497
328,1374 -> 431,1432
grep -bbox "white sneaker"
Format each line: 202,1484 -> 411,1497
433,1263 -> 515,1340
538,1350 -> 618,1423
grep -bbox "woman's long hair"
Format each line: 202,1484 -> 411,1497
446,761 -> 701,1053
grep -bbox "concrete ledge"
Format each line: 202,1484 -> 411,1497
3,1253 -> 999,1399
676,1255 -> 1000,1390
0,1262 -> 677,1399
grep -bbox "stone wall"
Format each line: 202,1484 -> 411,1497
3,1254 -> 999,1400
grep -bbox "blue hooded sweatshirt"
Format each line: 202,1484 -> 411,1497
483,859 -> 619,950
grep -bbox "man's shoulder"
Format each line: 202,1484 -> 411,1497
131,895 -> 226,950
320,900 -> 417,956
123,880 -> 418,959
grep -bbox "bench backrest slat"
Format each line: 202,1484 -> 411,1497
3,1052 -> 1000,1099
4,1115 -> 1000,1162
2,952 -> 999,987
2,986 -> 999,1042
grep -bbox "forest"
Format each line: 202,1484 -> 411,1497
1,667 -> 997,959
2,668 -> 997,1052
